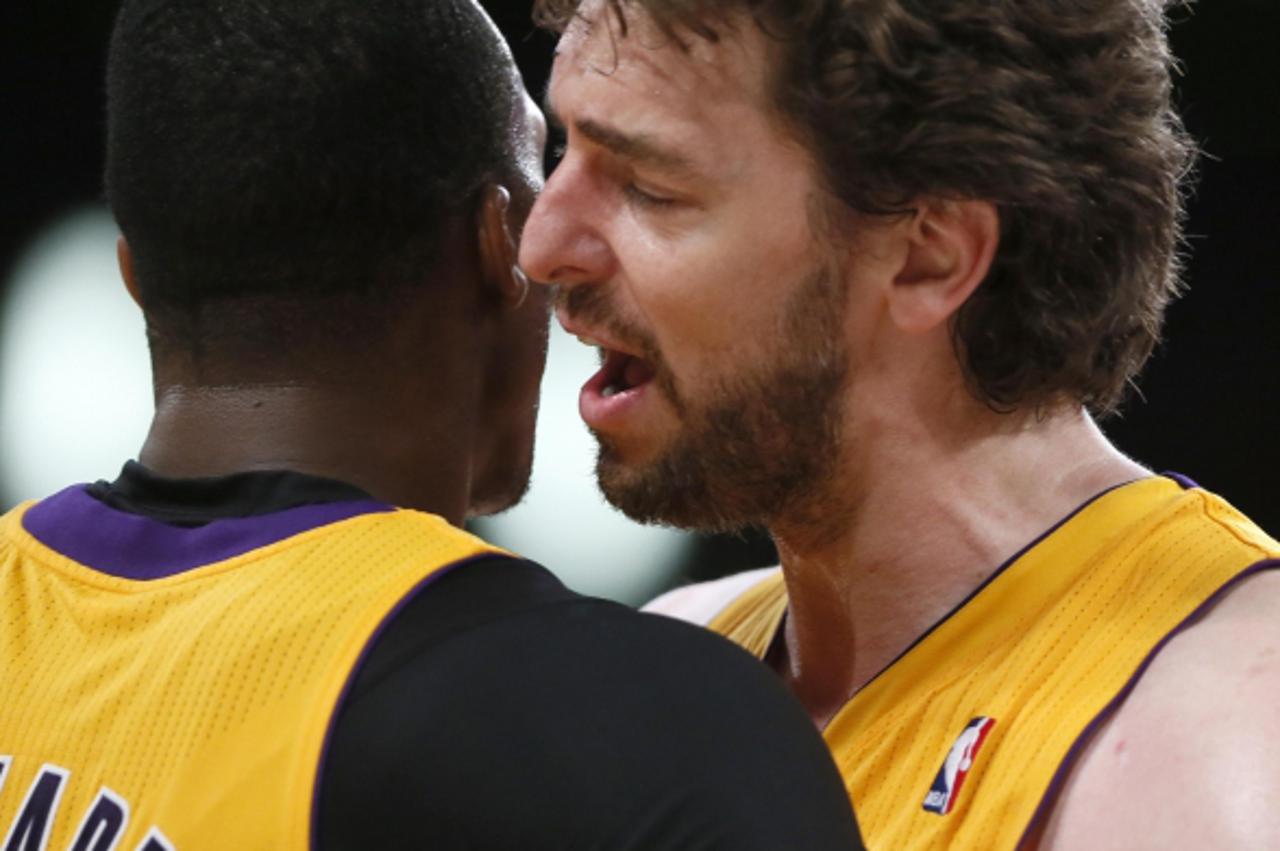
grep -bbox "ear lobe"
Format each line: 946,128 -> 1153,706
117,236 -> 144,308
476,184 -> 529,310
887,200 -> 999,334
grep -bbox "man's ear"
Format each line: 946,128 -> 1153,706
117,236 -> 143,308
476,184 -> 529,310
887,200 -> 999,334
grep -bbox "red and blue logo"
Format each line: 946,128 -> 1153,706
922,716 -> 996,815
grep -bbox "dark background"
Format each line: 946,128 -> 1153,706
3,1 -> 1277,583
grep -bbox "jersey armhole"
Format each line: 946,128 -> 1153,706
643,566 -> 781,626
1017,556 -> 1280,848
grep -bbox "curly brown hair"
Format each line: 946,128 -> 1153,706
533,0 -> 1197,415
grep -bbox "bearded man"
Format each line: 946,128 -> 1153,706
519,0 -> 1280,848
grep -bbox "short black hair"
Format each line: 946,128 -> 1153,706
106,0 -> 519,356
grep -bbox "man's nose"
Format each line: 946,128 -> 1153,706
518,160 -> 616,289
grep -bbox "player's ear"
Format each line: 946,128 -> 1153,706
886,200 -> 998,334
476,183 -> 529,311
117,236 -> 143,308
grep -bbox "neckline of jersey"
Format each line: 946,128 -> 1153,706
20,483 -> 394,581
815,472 -> 1196,733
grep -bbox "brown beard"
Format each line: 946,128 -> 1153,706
587,258 -> 849,534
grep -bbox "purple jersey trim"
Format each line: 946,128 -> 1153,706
308,553 -> 495,850
1161,470 -> 1201,491
826,476 -> 1145,709
22,484 -> 395,580
808,474 -> 1197,712
1014,557 -> 1280,849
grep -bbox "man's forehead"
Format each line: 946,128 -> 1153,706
542,0 -> 807,188
553,0 -> 771,108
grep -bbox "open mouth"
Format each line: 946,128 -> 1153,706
597,348 -> 656,398
575,339 -> 660,431
560,309 -> 662,429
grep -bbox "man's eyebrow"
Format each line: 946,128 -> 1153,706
542,89 -> 697,176
573,118 -> 698,176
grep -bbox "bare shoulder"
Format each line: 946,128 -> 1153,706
1039,568 -> 1280,850
642,566 -> 781,626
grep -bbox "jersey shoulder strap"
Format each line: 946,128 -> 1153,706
707,568 -> 787,658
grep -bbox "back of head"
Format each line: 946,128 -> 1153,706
537,0 -> 1197,415
107,0 -> 519,367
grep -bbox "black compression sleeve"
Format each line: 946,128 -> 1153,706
317,558 -> 863,850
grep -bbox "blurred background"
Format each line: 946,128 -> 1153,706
1,1 -> 1276,604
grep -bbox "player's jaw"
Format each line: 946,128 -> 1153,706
558,261 -> 851,535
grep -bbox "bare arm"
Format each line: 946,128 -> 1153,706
1038,570 -> 1280,850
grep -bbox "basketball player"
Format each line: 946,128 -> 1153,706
0,1 -> 866,849
520,0 -> 1280,848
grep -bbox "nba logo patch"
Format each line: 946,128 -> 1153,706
922,716 -> 996,815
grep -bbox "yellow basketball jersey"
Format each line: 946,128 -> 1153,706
0,486 -> 500,849
709,476 -> 1280,850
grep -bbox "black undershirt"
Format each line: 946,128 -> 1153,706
89,464 -> 864,850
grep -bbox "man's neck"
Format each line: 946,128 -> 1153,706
768,406 -> 1147,727
138,381 -> 479,525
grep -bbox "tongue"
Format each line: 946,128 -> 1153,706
622,356 -> 655,389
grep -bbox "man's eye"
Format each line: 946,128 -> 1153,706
623,182 -> 677,208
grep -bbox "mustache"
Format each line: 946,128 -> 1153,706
556,285 -> 662,365
556,285 -> 684,410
